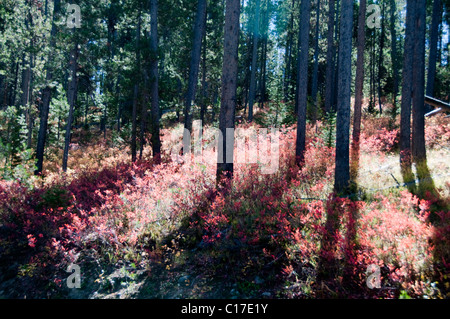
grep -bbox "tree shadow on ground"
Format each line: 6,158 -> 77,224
397,156 -> 450,298
314,193 -> 369,298
133,181 -> 290,299
413,159 -> 450,299
314,186 -> 397,298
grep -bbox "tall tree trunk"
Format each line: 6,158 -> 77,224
331,0 -> 340,113
295,0 -> 311,167
26,1 -> 35,149
131,10 -> 142,163
412,0 -> 427,165
62,40 -> 79,172
20,59 -> 31,111
27,52 -> 35,149
399,0 -> 416,187
35,0 -> 60,175
437,8 -> 444,68
217,0 -> 240,183
311,0 -> 321,124
200,14 -> 208,124
413,0 -> 434,195
248,0 -> 260,122
183,0 -> 207,133
333,0 -> 353,194
369,28 -> 376,113
149,0 -> 161,163
389,0 -> 399,120
20,53 -> 32,148
260,1 -> 269,109
258,5 -> 268,111
377,1 -> 386,114
350,0 -> 367,181
115,76 -> 122,132
284,0 -> 296,102
426,0 -> 442,101
10,61 -> 19,107
140,71 -> 148,160
243,34 -> 251,116
324,0 -> 335,115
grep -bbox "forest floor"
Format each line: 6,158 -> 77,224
0,110 -> 449,299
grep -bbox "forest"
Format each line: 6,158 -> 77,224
0,0 -> 449,300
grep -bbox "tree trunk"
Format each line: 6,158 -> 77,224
26,3 -> 35,149
283,0 -> 296,102
183,0 -> 207,133
131,10 -> 141,163
243,34 -> 251,116
377,1 -> 386,114
399,0 -> 416,186
115,76 -> 122,132
259,20 -> 268,110
412,0 -> 427,165
62,40 -> 79,172
149,0 -> 161,163
324,0 -> 335,115
331,0 -> 340,113
295,0 -> 311,167
140,71 -> 148,161
311,0 -> 321,124
369,28 -> 376,113
389,0 -> 399,120
200,13 -> 208,125
10,61 -> 19,107
35,0 -> 60,175
217,0 -> 240,182
27,52 -> 35,149
350,0 -> 367,181
333,0 -> 353,194
248,0 -> 260,122
20,52 -> 32,149
426,0 -> 442,101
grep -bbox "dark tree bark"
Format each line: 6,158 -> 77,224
26,3 -> 35,149
283,0 -> 296,102
295,0 -> 311,167
333,0 -> 353,194
217,0 -> 240,182
20,58 -> 31,112
243,34 -> 252,116
23,50 -> 34,150
247,0 -> 260,122
310,0 -> 321,124
103,4 -> 117,140
331,0 -> 340,113
412,0 -> 427,165
183,0 -> 207,133
62,40 -> 79,172
115,76 -> 122,132
399,0 -> 416,186
131,10 -> 142,163
389,0 -> 399,120
350,0 -> 367,181
10,61 -> 19,107
35,0 -> 60,175
369,27 -> 376,113
140,72 -> 148,160
259,5 -> 269,110
377,1 -> 386,114
200,20 -> 207,124
426,0 -> 442,100
149,0 -> 161,163
27,52 -> 35,149
324,0 -> 335,115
